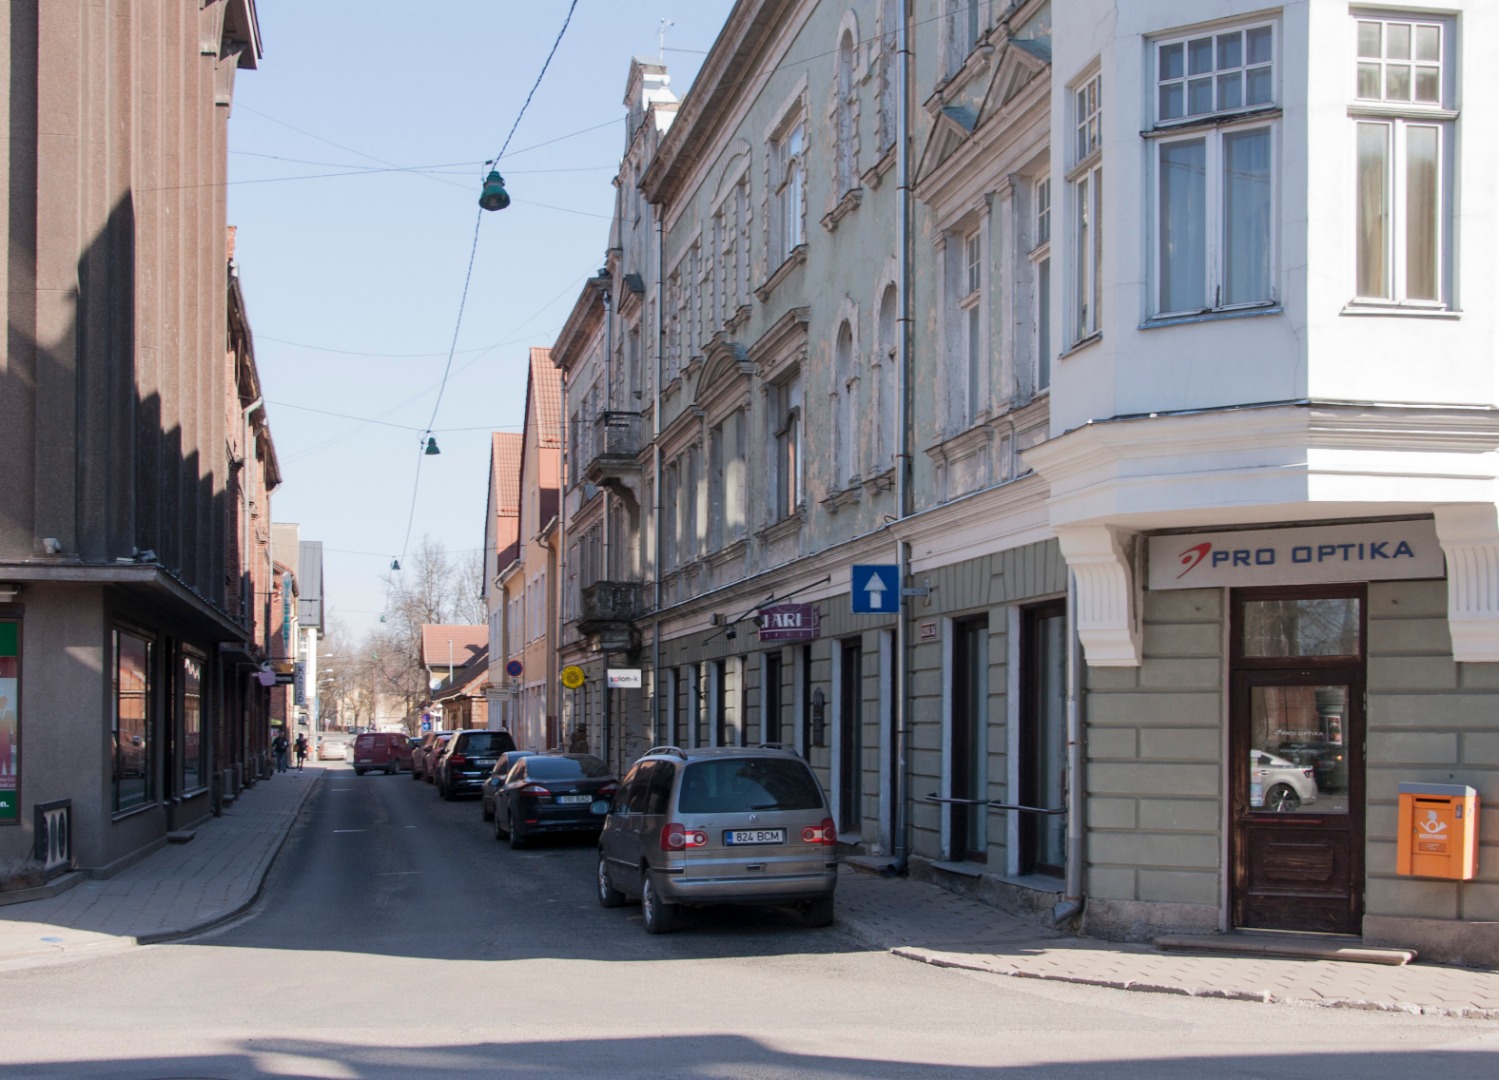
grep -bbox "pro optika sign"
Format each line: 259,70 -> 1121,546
1148,520 -> 1445,591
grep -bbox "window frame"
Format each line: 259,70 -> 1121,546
112,626 -> 155,815
770,114 -> 807,268
0,617 -> 20,826
1147,21 -> 1281,321
1348,13 -> 1456,311
1031,176 -> 1053,394
771,373 -> 803,521
1069,71 -> 1103,345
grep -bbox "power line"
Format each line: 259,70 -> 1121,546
400,0 -> 583,565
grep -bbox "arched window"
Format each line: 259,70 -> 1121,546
877,285 -> 899,469
833,321 -> 857,485
878,0 -> 899,151
836,31 -> 857,195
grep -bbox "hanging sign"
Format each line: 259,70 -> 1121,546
560,665 -> 586,689
1148,520 -> 1445,591
757,603 -> 820,642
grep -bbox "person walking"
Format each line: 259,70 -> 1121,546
272,732 -> 289,773
294,733 -> 309,771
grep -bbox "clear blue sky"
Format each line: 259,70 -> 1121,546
229,1 -> 734,640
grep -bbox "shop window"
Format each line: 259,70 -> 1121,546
0,620 -> 18,824
181,650 -> 206,794
113,629 -> 154,813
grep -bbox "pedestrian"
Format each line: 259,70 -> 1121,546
294,733 -> 308,771
272,732 -> 289,773
567,725 -> 588,754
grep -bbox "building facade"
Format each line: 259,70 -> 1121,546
546,0 -> 1497,966
0,0 -> 270,875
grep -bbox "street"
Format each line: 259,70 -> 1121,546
1,764 -> 1496,1079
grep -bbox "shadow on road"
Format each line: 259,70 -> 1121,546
5,1036 -> 1498,1080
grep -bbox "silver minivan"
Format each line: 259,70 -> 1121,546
597,745 -> 838,933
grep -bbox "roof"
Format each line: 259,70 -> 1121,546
529,347 -> 562,448
432,646 -> 490,701
491,432 -> 523,521
420,625 -> 487,669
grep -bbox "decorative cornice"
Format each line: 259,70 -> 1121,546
1434,504 -> 1499,663
1055,525 -> 1141,667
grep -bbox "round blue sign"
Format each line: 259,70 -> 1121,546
505,659 -> 524,678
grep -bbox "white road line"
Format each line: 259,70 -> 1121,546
332,829 -> 366,834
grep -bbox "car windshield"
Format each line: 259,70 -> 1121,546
458,732 -> 514,754
526,755 -> 609,780
677,759 -> 823,813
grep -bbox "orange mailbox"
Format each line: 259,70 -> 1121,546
1397,782 -> 1479,880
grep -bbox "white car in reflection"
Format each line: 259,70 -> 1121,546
1251,750 -> 1318,812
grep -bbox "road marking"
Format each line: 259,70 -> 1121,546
377,871 -> 421,876
332,829 -> 366,834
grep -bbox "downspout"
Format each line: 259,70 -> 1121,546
602,281 -> 614,769
557,355 -> 569,745
889,0 -> 914,873
652,204 -> 665,748
241,397 -> 263,629
1053,569 -> 1086,927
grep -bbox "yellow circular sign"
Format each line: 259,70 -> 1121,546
560,665 -> 586,690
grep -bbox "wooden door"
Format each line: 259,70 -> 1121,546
1230,588 -> 1364,934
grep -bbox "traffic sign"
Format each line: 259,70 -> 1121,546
420,718 -> 432,732
505,659 -> 524,678
851,564 -> 901,614
560,665 -> 586,689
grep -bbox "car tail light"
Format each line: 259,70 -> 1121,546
448,754 -> 466,766
1302,768 -> 1314,779
661,823 -> 708,850
597,783 -> 619,799
802,818 -> 838,845
521,784 -> 552,801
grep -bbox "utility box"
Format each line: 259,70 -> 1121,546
1396,783 -> 1479,880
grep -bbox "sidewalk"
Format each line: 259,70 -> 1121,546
1,769 -> 1495,1022
0,766 -> 321,969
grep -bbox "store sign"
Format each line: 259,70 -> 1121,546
757,603 -> 820,642
1148,520 -> 1445,591
607,668 -> 642,689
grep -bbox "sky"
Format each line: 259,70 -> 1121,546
228,1 -> 735,642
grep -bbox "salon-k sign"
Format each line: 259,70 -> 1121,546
1147,520 -> 1446,591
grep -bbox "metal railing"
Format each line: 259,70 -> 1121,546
572,410 -> 643,470
924,793 -> 1067,816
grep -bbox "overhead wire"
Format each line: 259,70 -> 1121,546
398,0 -> 583,564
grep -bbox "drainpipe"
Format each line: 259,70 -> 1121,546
1053,568 -> 1086,927
889,0 -> 914,874
241,397 -> 263,627
558,351 -> 569,744
652,204 -> 665,748
602,280 -> 615,765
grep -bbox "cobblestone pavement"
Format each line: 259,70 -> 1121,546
2,767 -> 1496,1022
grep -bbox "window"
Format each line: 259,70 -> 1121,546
963,230 -> 984,420
1020,601 -> 1066,876
181,651 -> 205,794
948,225 -> 987,429
1151,24 -> 1276,317
876,285 -> 899,470
0,620 -> 18,825
772,374 -> 802,520
709,410 -> 747,550
1352,16 -> 1453,306
833,321 -> 858,486
1072,73 -> 1103,341
1033,178 -> 1052,392
944,0 -> 983,79
835,30 -> 858,196
877,0 -> 899,151
113,629 -> 153,813
771,116 -> 806,266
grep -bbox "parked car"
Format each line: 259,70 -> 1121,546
351,731 -> 413,775
1251,749 -> 1318,812
597,745 -> 837,934
317,735 -> 351,761
481,750 -> 538,821
492,753 -> 618,849
411,732 -> 452,782
433,729 -> 518,800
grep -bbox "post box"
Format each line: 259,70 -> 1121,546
1396,782 -> 1479,880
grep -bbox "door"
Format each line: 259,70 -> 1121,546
838,639 -> 863,831
951,616 -> 988,862
1020,601 -> 1067,877
1231,588 -> 1365,934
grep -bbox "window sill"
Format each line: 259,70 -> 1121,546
819,483 -> 862,514
757,510 -> 804,547
1057,331 -> 1102,361
1340,302 -> 1459,319
111,802 -> 157,823
1140,304 -> 1281,330
754,245 -> 808,303
820,187 -> 863,232
862,146 -> 896,189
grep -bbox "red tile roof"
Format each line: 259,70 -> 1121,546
529,346 -> 562,448
420,625 -> 487,669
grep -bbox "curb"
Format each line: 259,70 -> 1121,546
135,768 -> 323,946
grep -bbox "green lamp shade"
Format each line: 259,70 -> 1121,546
479,170 -> 511,211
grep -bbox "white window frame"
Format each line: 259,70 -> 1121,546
1069,71 -> 1103,344
771,373 -> 802,521
1031,177 -> 1052,393
1349,13 -> 1455,310
1148,22 -> 1279,319
961,229 -> 985,424
771,115 -> 807,267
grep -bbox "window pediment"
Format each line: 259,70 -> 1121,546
749,305 -> 810,383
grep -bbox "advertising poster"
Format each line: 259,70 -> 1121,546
0,621 -> 17,823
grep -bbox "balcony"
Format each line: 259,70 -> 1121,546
574,411 -> 643,503
577,580 -> 644,654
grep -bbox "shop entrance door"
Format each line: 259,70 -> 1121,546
1230,588 -> 1365,935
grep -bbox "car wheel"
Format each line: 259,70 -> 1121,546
1265,783 -> 1301,813
802,893 -> 835,929
597,855 -> 625,909
385,763 -> 396,775
481,798 -> 494,823
411,765 -> 421,781
353,768 -> 365,776
439,779 -> 452,801
508,812 -> 526,850
642,875 -> 677,934
493,808 -> 507,841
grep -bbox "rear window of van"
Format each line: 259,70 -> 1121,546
677,759 -> 823,813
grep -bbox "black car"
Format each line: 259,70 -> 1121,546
492,753 -> 618,849
481,749 -> 538,821
434,729 -> 518,800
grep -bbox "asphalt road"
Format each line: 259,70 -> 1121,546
1,763 -> 1497,1079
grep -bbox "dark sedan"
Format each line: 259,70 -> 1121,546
434,729 -> 518,800
481,749 -> 538,821
492,753 -> 618,849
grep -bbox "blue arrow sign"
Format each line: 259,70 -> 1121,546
851,564 -> 901,614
